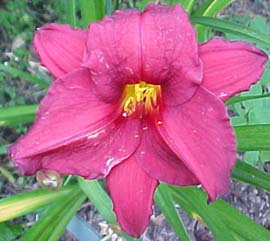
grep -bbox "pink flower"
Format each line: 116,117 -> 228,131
8,4 -> 267,237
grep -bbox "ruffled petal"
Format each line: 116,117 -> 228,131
34,24 -> 87,78
135,123 -> 198,185
141,4 -> 202,104
82,10 -> 142,102
199,38 -> 268,101
106,158 -> 158,237
10,118 -> 141,178
158,87 -> 236,201
8,68 -> 119,163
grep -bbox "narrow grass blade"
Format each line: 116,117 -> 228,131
139,0 -> 153,10
0,63 -> 49,88
234,124 -> 270,151
0,104 -> 37,127
79,0 -> 105,27
170,186 -> 270,241
20,188 -> 86,241
191,16 -> 270,49
193,0 -> 234,41
65,0 -> 77,27
169,0 -> 197,13
0,185 -> 77,222
155,183 -> 191,241
78,178 -> 116,225
226,94 -> 270,106
78,178 -> 138,241
232,160 -> 270,191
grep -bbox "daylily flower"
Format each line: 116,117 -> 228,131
8,3 -> 267,237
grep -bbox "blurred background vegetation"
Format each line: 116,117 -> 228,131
0,0 -> 270,241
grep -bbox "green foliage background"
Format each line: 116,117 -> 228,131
0,0 -> 270,241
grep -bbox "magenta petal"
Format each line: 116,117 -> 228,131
10,118 -> 141,178
200,38 -> 268,101
106,158 -> 158,237
135,124 -> 198,186
9,68 -> 119,163
34,24 -> 87,78
82,10 -> 142,102
158,87 -> 236,201
141,4 -> 202,104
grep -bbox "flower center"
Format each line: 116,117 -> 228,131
121,81 -> 161,118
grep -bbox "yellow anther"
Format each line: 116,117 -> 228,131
121,81 -> 161,117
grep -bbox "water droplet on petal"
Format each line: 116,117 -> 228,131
122,112 -> 128,118
218,92 -> 227,98
90,70 -> 97,76
106,157 -> 115,167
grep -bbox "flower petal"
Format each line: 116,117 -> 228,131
157,87 -> 236,201
34,24 -> 87,78
10,118 -> 141,178
141,4 -> 202,104
82,10 -> 142,102
135,124 -> 198,185
199,38 -> 268,101
106,158 -> 158,237
9,68 -> 119,162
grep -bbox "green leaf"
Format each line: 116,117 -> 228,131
67,215 -> 101,241
171,186 -> 234,241
191,16 -> 270,49
193,0 -> 234,41
170,186 -> 270,241
226,94 -> 270,106
0,166 -> 15,183
224,16 -> 270,51
194,0 -> 234,16
0,63 -> 49,89
105,0 -> 113,16
78,178 -> 116,225
260,151 -> 270,163
232,160 -> 270,191
169,0 -> 197,13
0,104 -> 37,127
0,145 -> 7,155
139,0 -> 153,10
20,188 -> 86,241
0,222 -> 23,241
65,0 -> 77,27
155,183 -> 191,241
234,124 -> 270,151
78,178 -> 138,241
211,200 -> 270,241
79,0 -> 105,28
0,185 -> 77,222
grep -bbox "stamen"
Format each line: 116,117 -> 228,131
121,81 -> 161,117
